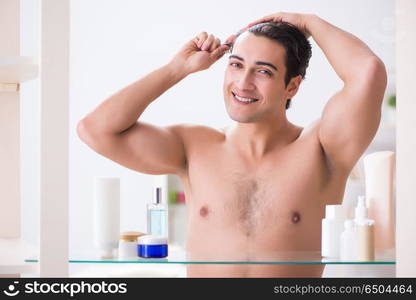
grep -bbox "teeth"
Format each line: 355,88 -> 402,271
234,93 -> 257,103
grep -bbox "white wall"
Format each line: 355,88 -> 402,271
20,0 -> 40,245
21,0 -> 395,267
0,0 -> 20,238
396,0 -> 416,277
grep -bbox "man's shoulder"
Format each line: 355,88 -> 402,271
168,123 -> 226,142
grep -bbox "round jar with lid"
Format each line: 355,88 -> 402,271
138,235 -> 168,258
118,231 -> 145,259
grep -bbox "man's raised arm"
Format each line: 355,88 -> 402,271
77,32 -> 229,175
248,12 -> 387,172
307,14 -> 387,172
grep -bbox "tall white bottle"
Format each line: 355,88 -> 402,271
93,177 -> 120,258
363,151 -> 395,250
340,219 -> 357,261
322,205 -> 346,258
354,196 -> 375,261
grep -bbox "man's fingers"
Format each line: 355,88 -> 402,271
201,34 -> 215,51
248,18 -> 270,27
210,44 -> 229,60
247,13 -> 283,27
225,34 -> 237,45
196,32 -> 208,48
209,37 -> 221,52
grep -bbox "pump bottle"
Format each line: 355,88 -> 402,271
354,196 -> 375,261
147,187 -> 168,237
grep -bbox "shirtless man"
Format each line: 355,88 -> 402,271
77,12 -> 387,277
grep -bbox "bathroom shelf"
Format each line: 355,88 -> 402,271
0,238 -> 38,275
0,56 -> 38,84
26,249 -> 395,265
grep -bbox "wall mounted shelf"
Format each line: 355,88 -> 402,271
0,238 -> 38,275
0,56 -> 38,82
0,56 -> 38,92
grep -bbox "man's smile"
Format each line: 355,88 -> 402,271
232,91 -> 259,104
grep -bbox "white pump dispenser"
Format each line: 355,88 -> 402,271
355,196 -> 369,222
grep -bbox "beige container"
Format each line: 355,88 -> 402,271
363,151 -> 395,250
357,221 -> 375,261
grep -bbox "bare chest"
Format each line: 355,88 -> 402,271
183,140 -> 334,237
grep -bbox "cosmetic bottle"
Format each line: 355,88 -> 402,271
340,219 -> 357,261
321,205 -> 346,258
363,151 -> 395,250
354,196 -> 375,261
147,187 -> 168,237
93,177 -> 120,258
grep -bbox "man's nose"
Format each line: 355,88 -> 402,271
236,71 -> 255,91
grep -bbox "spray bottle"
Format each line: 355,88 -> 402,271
354,196 -> 375,261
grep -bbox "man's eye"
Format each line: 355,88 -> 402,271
259,70 -> 272,76
230,62 -> 241,68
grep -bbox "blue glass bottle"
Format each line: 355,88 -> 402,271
147,187 -> 167,237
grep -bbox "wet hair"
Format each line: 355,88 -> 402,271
230,22 -> 312,109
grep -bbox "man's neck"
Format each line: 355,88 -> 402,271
226,118 -> 301,160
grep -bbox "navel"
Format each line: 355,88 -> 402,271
199,206 -> 209,217
291,211 -> 301,224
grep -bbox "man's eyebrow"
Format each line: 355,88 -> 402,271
228,55 -> 278,71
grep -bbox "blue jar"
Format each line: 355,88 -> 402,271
138,235 -> 168,258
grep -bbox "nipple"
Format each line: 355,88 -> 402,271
199,206 -> 209,217
291,211 -> 301,223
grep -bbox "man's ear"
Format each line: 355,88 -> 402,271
285,75 -> 302,99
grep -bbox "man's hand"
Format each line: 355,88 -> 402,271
169,32 -> 230,76
223,12 -> 313,47
247,12 -> 313,39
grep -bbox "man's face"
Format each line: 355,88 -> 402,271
223,32 -> 289,123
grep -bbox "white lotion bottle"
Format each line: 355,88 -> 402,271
354,196 -> 375,261
340,219 -> 357,261
363,151 -> 395,250
93,177 -> 120,258
321,205 -> 346,258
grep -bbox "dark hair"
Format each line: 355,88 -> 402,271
231,22 -> 312,109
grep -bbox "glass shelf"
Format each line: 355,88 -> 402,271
26,248 -> 395,265
0,56 -> 38,83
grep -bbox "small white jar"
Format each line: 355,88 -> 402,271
118,231 -> 144,259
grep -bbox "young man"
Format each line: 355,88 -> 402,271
77,12 -> 387,277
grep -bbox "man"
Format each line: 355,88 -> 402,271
77,12 -> 387,277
